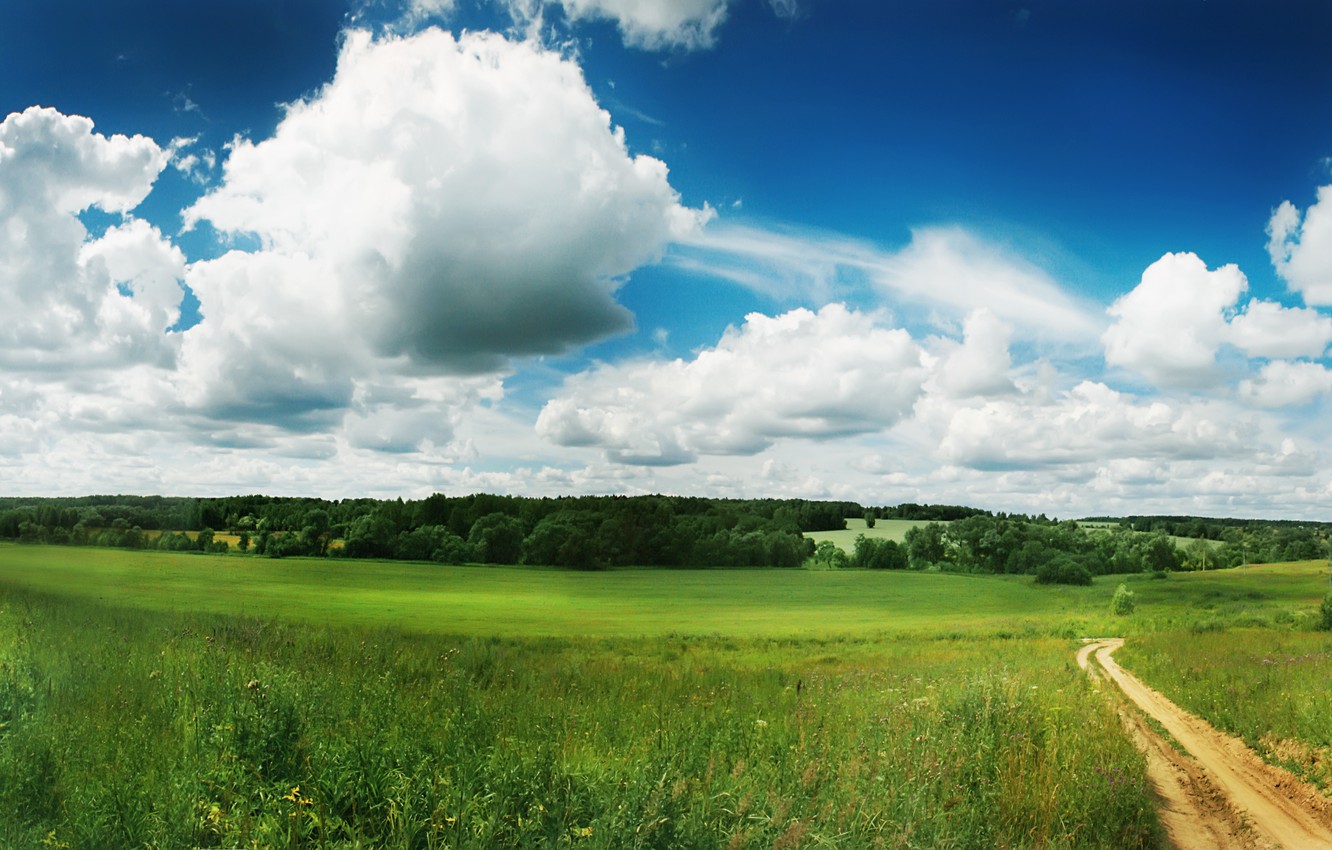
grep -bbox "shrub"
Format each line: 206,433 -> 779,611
1110,583 -> 1136,616
1319,592 -> 1332,632
1034,555 -> 1092,586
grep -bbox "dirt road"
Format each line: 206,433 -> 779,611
1078,639 -> 1332,850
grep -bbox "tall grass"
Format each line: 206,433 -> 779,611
0,589 -> 1161,849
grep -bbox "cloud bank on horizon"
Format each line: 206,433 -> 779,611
2,0 -> 1332,519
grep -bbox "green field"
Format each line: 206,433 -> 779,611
0,543 -> 1115,639
2,544 -> 1330,849
806,518 -> 1221,557
803,517 -> 928,552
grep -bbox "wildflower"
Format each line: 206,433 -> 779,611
571,825 -> 594,839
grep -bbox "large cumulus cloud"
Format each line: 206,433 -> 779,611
1102,251 -> 1332,395
536,304 -> 930,464
1268,186 -> 1332,306
179,27 -> 708,427
0,107 -> 183,370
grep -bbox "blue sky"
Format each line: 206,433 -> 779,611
3,0 -> 1332,518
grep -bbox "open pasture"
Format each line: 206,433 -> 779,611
0,543 -> 1111,639
0,586 -> 1159,849
2,546 -> 1330,848
803,517 -> 930,552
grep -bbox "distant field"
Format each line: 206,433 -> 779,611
808,517 -> 1222,556
0,542 -> 1108,639
803,517 -> 930,552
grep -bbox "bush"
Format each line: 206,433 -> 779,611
1319,592 -> 1332,632
1110,583 -> 1136,616
1034,555 -> 1092,586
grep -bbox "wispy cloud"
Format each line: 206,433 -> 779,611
673,221 -> 1106,347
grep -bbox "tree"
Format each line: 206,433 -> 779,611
1035,554 -> 1092,586
523,513 -> 600,568
805,540 -> 849,570
468,513 -> 525,564
904,523 -> 947,569
1143,534 -> 1181,574
852,535 -> 907,569
1319,593 -> 1332,632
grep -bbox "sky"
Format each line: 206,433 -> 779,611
3,0 -> 1332,519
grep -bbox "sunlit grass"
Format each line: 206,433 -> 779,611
0,591 -> 1160,849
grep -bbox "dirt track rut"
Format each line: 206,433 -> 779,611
1079,639 -> 1332,850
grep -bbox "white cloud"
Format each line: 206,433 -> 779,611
166,135 -> 215,185
537,304 -> 929,463
0,106 -> 182,370
1104,251 -> 1332,392
1103,252 -> 1245,387
928,308 -> 1016,399
1268,187 -> 1332,305
1224,297 -> 1332,359
180,27 -> 707,430
1238,360 -> 1332,408
926,380 -> 1254,471
675,223 -> 1105,346
552,0 -> 731,50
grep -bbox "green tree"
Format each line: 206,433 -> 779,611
1142,534 -> 1181,574
1035,554 -> 1092,586
468,513 -> 525,564
904,523 -> 947,569
805,540 -> 849,570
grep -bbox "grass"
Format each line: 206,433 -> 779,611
3,545 -> 1331,849
0,590 -> 1160,849
0,542 -> 1115,639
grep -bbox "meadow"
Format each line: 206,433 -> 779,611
2,544 -> 1329,849
803,518 -> 925,552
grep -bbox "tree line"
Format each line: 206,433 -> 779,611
1,495 -> 1326,576
0,494 -> 858,569
807,513 -> 1330,583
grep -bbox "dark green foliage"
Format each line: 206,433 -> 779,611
851,535 -> 907,569
4,494 -> 1325,576
1320,592 -> 1332,631
1034,555 -> 1093,586
904,522 -> 947,569
1142,534 -> 1182,574
468,512 -> 526,564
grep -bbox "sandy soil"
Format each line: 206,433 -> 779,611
1078,639 -> 1332,850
